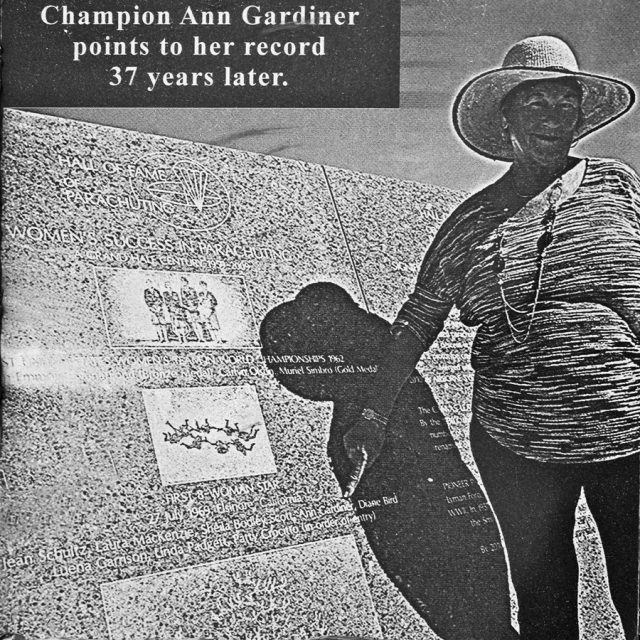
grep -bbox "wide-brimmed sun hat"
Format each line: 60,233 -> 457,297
453,35 -> 635,161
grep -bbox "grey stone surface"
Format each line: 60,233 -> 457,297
1,109 -> 369,640
1,110 -> 627,640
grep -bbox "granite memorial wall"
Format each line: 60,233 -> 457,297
0,110 -> 624,639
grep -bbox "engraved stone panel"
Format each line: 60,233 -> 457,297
100,536 -> 382,640
1,110 -> 369,639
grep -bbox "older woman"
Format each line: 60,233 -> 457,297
344,36 -> 639,640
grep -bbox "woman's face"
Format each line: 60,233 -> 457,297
502,80 -> 581,169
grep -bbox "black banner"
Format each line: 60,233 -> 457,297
1,0 -> 400,107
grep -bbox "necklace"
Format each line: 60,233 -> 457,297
495,180 -> 563,343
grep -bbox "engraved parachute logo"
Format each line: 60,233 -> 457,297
148,160 -> 221,214
130,154 -> 232,232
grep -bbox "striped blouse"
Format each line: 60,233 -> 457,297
393,157 -> 640,463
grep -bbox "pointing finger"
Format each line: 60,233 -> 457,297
343,450 -> 368,499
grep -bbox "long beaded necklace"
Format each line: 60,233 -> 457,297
494,179 -> 564,344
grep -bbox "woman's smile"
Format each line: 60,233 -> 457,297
502,80 -> 581,169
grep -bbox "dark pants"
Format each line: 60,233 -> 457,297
470,419 -> 639,640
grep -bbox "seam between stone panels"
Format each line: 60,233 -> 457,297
321,165 -> 370,313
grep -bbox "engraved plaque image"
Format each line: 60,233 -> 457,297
100,535 -> 382,640
142,384 -> 276,485
94,267 -> 260,349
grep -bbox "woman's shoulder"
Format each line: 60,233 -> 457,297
586,156 -> 640,184
443,179 -> 503,225
436,178 -> 506,237
428,192 -> 486,250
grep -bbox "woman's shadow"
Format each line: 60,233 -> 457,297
260,283 -> 518,640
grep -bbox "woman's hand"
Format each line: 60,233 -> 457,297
342,414 -> 386,498
341,328 -> 425,499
